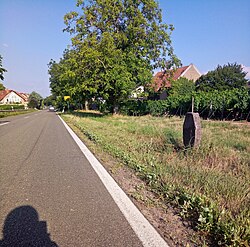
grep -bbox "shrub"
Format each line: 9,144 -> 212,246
146,100 -> 169,116
0,104 -> 25,110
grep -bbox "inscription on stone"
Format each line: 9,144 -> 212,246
183,112 -> 201,148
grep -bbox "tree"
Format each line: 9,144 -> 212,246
0,55 -> 7,82
0,83 -> 5,91
196,63 -> 249,91
166,78 -> 195,114
168,77 -> 195,97
48,48 -> 97,110
43,95 -> 56,107
62,0 -> 180,113
28,91 -> 43,109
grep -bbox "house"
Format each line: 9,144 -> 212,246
0,89 -> 29,106
153,64 -> 202,99
131,86 -> 145,99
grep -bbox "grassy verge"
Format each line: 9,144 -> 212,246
62,111 -> 250,246
0,109 -> 36,118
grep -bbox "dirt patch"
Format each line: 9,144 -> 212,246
67,122 -> 208,246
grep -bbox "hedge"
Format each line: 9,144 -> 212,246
0,104 -> 25,110
117,88 -> 250,120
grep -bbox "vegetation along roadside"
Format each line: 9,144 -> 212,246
0,105 -> 35,118
62,112 -> 249,247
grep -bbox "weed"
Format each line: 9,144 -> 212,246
62,113 -> 250,246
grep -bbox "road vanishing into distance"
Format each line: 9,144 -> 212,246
0,111 -> 168,247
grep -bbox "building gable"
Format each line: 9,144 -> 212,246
152,64 -> 201,92
0,89 -> 29,104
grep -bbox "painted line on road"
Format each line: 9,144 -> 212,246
0,122 -> 9,126
24,116 -> 30,119
58,115 -> 169,247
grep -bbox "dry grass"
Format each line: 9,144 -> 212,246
62,111 -> 250,245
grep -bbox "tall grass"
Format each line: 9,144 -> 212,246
62,112 -> 250,246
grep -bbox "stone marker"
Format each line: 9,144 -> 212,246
183,112 -> 201,148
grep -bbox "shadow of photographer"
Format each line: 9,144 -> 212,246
0,205 -> 58,247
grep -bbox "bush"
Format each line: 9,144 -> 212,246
193,88 -> 249,120
117,87 -> 250,120
120,100 -> 148,116
146,100 -> 169,116
0,104 -> 25,110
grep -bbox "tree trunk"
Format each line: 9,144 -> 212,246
112,105 -> 119,115
84,100 -> 89,111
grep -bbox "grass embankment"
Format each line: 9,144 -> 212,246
62,112 -> 250,246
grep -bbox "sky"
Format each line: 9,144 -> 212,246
0,0 -> 250,97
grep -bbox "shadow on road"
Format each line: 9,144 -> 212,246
0,205 -> 58,247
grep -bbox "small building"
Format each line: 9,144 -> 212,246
0,89 -> 29,106
131,86 -> 145,99
153,64 -> 201,99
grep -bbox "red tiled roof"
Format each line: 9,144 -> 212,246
152,65 -> 190,92
172,66 -> 189,80
18,92 -> 29,101
0,89 -> 29,102
0,89 -> 10,101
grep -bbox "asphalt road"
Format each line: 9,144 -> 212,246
0,111 -> 144,247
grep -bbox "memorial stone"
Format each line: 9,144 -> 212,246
183,112 -> 201,148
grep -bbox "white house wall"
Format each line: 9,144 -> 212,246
1,91 -> 24,104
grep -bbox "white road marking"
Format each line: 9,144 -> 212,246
58,115 -> 169,247
0,122 -> 9,126
24,116 -> 30,119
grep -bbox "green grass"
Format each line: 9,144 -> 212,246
62,111 -> 250,246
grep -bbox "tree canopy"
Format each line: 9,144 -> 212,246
28,91 -> 43,109
196,63 -> 249,91
0,55 -> 7,81
43,95 -> 57,107
0,83 -> 5,91
48,0 -> 180,113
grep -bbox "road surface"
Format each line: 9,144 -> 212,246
0,111 -> 147,247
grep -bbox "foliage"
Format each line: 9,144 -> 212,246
169,77 -> 196,96
193,87 -> 249,120
28,91 -> 43,109
0,104 -> 24,110
43,95 -> 57,107
0,110 -> 34,118
0,55 -> 7,81
48,0 -> 180,114
196,63 -> 249,91
147,100 -> 169,116
120,100 -> 148,116
111,85 -> 250,120
0,83 -> 5,91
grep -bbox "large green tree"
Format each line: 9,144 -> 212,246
196,63 -> 249,91
28,91 -> 43,109
62,0 -> 180,113
48,48 -> 98,110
